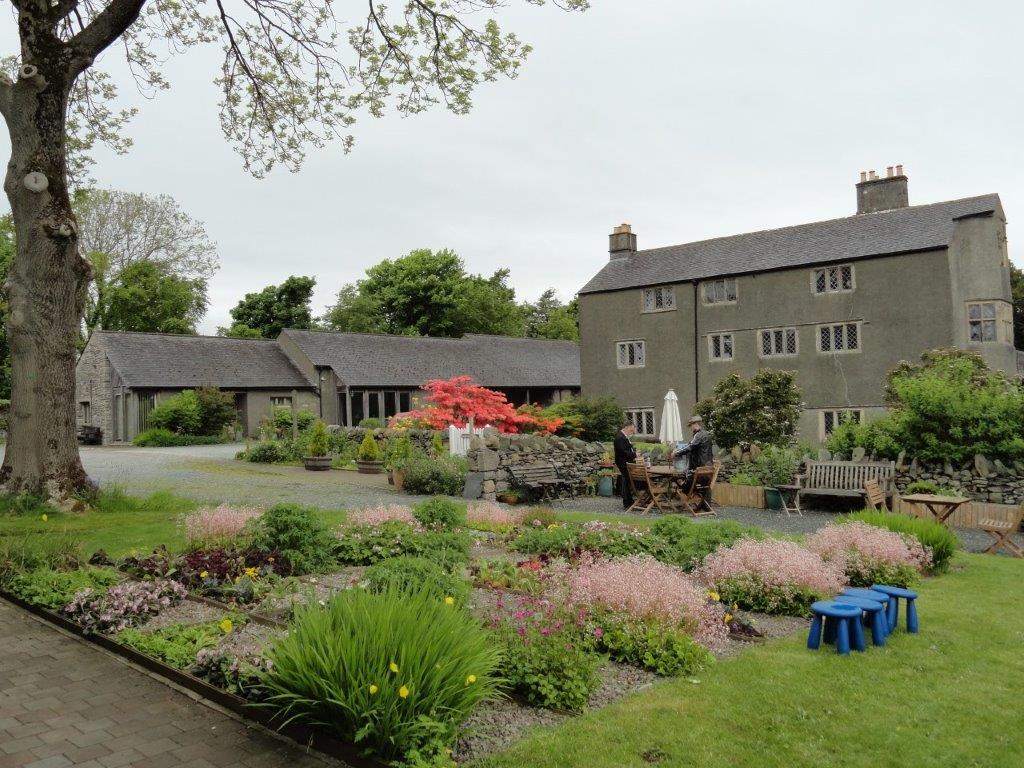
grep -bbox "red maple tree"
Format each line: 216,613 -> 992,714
397,376 -> 563,434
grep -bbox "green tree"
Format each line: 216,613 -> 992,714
324,249 -> 525,337
694,370 -> 803,450
221,276 -> 317,339
523,289 -> 578,340
92,261 -> 207,335
1011,263 -> 1024,349
0,1 -> 585,501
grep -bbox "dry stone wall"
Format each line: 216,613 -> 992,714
464,432 -> 605,500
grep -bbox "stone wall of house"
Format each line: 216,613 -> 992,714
74,336 -> 113,443
464,433 -> 605,500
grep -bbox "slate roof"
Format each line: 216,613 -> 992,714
280,330 -> 581,388
95,331 -> 313,389
579,194 -> 1002,294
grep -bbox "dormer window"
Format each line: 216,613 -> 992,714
642,286 -> 676,313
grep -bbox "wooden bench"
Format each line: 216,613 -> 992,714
77,425 -> 102,445
796,460 -> 895,507
507,462 -> 573,503
978,507 -> 1024,558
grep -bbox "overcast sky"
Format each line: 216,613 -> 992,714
2,1 -> 1022,334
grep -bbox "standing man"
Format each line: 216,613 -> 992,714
614,420 -> 638,510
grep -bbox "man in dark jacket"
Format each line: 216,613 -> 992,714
613,421 -> 638,510
674,415 -> 714,473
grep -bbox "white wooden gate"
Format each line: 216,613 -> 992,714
447,420 -> 492,456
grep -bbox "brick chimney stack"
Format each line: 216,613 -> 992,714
609,223 -> 637,259
856,165 -> 909,214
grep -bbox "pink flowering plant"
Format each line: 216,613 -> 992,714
344,504 -> 422,529
63,578 -> 187,634
182,505 -> 263,550
465,501 -> 527,533
487,592 -> 601,711
804,522 -> 932,588
696,539 -> 846,616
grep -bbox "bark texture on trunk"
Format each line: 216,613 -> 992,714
0,17 -> 92,504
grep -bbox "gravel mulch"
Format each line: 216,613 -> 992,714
140,598 -> 227,632
254,568 -> 367,620
218,618 -> 286,656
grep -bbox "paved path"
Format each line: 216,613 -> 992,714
0,600 -> 335,768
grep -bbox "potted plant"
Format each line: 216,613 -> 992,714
386,434 -> 414,488
599,450 -> 615,469
303,420 -> 331,471
356,431 -> 384,474
597,468 -> 618,497
497,487 -> 526,505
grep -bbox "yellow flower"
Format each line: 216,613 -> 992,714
708,591 -> 720,602
245,567 -> 258,578
547,523 -> 559,529
368,684 -> 378,695
200,570 -> 209,578
724,613 -> 733,623
389,661 -> 399,674
465,675 -> 477,685
219,618 -> 234,633
444,596 -> 455,606
40,514 -> 48,522
398,685 -> 409,699
732,603 -> 738,612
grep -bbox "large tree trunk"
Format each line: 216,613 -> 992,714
0,51 -> 92,504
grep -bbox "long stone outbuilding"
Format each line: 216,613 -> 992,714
75,330 -> 580,444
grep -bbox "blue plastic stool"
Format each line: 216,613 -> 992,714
871,584 -> 919,633
840,588 -> 893,633
834,595 -> 888,646
808,601 -> 865,655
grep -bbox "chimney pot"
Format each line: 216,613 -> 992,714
896,163 -> 904,176
886,166 -> 894,178
859,171 -> 867,183
855,164 -> 909,214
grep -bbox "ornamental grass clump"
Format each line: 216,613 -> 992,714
566,554 -> 728,650
696,539 -> 846,617
344,504 -> 421,528
805,522 -> 932,588
182,505 -> 263,549
260,586 -> 501,763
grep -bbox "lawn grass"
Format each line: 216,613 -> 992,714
0,487 -> 351,557
473,552 -> 1024,768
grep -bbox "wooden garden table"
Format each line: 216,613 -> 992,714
899,493 -> 972,526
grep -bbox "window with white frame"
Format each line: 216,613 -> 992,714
759,327 -> 799,358
817,322 -> 860,353
271,396 -> 293,409
967,302 -> 999,342
820,409 -> 863,439
702,278 -> 738,305
812,264 -> 855,294
642,286 -> 676,313
616,340 -> 646,368
708,332 -> 734,361
625,408 -> 655,437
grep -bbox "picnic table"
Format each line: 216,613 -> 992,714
899,493 -> 972,525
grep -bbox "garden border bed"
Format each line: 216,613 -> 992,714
0,590 -> 388,768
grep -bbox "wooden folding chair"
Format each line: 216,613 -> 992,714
626,463 -> 678,514
677,464 -> 718,517
979,507 -> 1024,558
863,479 -> 889,512
625,462 -> 655,514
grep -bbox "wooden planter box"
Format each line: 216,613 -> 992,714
712,483 -> 766,509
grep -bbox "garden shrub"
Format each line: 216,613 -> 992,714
133,428 -> 224,447
358,431 -> 382,461
903,480 -> 956,497
413,497 -> 465,530
591,612 -> 713,676
358,418 -> 384,429
238,440 -> 297,464
566,554 -> 727,649
728,472 -> 761,487
272,406 -> 316,433
693,369 -> 802,449
118,615 -> 244,669
182,505 -> 263,549
64,579 -> 187,634
194,386 -> 238,436
541,396 -> 624,442
384,433 -> 416,470
250,504 -> 335,575
304,420 -> 330,457
334,522 -> 471,569
488,593 -> 600,712
510,525 -> 580,557
697,539 -> 846,617
148,390 -> 202,434
401,454 -> 467,496
470,558 -> 545,594
7,567 -> 122,610
260,586 -> 502,763
649,517 -> 761,571
804,522 -> 931,588
365,556 -> 470,603
844,510 -> 959,573
0,530 -> 81,586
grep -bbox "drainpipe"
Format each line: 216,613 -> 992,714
693,282 -> 700,405
315,366 -> 324,419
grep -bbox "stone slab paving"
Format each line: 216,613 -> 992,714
0,600 -> 339,768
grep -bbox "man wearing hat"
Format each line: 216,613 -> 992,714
673,415 -> 714,475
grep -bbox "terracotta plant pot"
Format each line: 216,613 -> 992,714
391,469 -> 406,489
303,456 -> 332,472
497,493 -> 521,505
357,460 -> 384,475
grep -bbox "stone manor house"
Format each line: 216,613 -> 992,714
76,330 -> 580,444
578,167 -> 1020,442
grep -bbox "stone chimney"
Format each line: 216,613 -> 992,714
609,223 -> 637,259
856,165 -> 909,214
